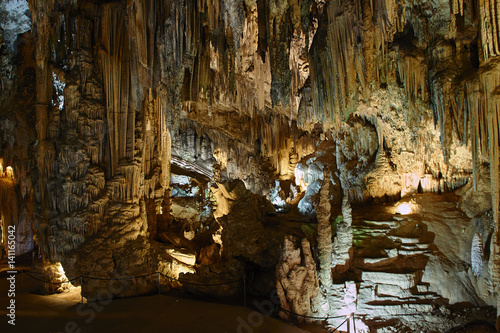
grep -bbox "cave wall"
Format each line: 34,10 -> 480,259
0,0 -> 500,330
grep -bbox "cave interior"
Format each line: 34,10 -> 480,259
1,0 -> 500,332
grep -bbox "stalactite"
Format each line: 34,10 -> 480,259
289,27 -> 312,120
490,0 -> 500,55
100,5 -> 130,176
479,0 -> 500,61
489,96 -> 500,314
461,69 -> 500,226
486,90 -> 499,227
466,82 -> 481,191
430,79 -> 449,163
310,0 -> 403,124
451,0 -> 465,16
28,0 -> 56,214
397,53 -> 427,104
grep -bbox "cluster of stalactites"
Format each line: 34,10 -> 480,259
25,0 -> 180,262
309,0 -> 499,224
475,0 -> 500,225
478,0 -> 500,62
248,115 -> 317,177
431,68 -> 500,225
307,0 -> 404,126
174,109 -> 319,196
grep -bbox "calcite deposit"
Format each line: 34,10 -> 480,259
0,0 -> 499,331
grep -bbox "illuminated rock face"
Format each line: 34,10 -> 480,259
0,0 -> 499,330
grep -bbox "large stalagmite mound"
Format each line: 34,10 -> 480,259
0,0 -> 499,331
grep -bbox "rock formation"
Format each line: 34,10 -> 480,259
0,0 -> 499,331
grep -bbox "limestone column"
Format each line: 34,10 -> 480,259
317,169 -> 333,287
28,0 -> 55,262
333,194 -> 353,268
28,0 -> 54,207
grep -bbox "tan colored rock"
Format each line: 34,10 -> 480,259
332,196 -> 353,268
277,235 -> 320,323
2,1 -> 500,330
317,170 -> 333,287
458,165 -> 493,218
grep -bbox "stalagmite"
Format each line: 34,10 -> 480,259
333,195 -> 353,267
276,235 -> 321,322
317,170 -> 333,287
472,233 -> 484,277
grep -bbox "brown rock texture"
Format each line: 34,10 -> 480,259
0,0 -> 499,331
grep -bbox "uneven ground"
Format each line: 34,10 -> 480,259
0,272 -> 311,333
349,193 -> 497,332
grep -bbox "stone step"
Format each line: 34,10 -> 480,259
353,225 -> 391,231
416,284 -> 430,293
386,248 -> 399,258
413,284 -> 440,298
400,244 -> 418,250
363,257 -> 392,264
374,294 -> 422,303
399,244 -> 429,251
388,235 -> 420,244
414,292 -> 440,300
375,283 -> 437,296
352,217 -> 441,324
399,243 -> 430,250
357,302 -> 436,318
398,249 -> 432,256
362,271 -> 419,289
376,284 -> 413,298
363,220 -> 400,228
374,292 -> 439,303
353,229 -> 388,237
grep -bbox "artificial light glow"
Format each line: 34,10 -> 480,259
178,265 -> 196,275
5,166 -> 14,179
269,180 -> 287,211
52,262 -> 75,290
299,180 -> 309,192
396,203 -> 412,215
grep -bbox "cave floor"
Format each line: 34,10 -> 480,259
0,273 -> 313,333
